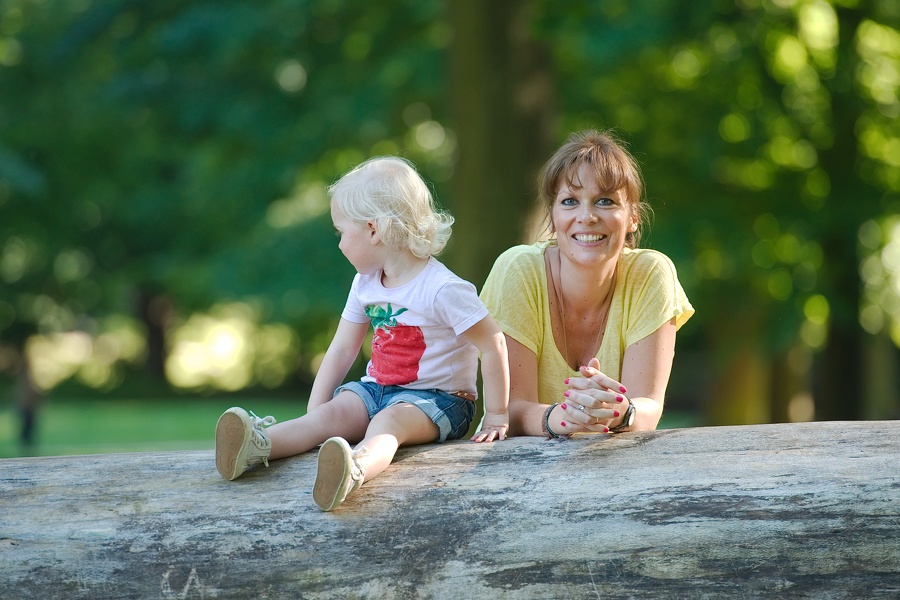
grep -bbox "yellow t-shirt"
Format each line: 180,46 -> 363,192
480,242 -> 694,405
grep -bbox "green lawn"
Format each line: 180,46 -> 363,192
0,396 -> 308,459
1,395 -> 698,459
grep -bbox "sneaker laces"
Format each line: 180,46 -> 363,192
350,446 -> 368,482
248,411 -> 276,467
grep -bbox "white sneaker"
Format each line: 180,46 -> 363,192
215,407 -> 276,481
313,437 -> 367,511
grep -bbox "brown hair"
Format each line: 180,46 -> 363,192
537,129 -> 650,248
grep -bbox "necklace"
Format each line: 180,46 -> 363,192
547,247 -> 616,371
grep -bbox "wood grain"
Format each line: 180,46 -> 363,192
1,421 -> 898,599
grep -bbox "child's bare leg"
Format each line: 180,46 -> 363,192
267,391 -> 370,460
354,402 -> 439,482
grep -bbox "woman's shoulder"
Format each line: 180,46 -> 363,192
620,247 -> 679,274
492,242 -> 548,270
482,243 -> 549,299
497,242 -> 546,260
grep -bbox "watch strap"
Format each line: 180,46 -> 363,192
609,400 -> 635,433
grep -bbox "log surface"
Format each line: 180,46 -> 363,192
1,421 -> 899,599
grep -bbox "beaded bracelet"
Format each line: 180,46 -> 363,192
542,402 -> 568,440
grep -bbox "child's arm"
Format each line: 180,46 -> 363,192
307,318 -> 369,412
462,315 -> 510,442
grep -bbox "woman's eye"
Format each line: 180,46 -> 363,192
596,197 -> 614,206
560,197 -> 577,206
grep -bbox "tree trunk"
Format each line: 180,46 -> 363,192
134,288 -> 174,382
813,6 -> 872,422
708,338 -> 771,425
862,330 -> 900,419
3,422 -> 898,598
446,0 -> 555,287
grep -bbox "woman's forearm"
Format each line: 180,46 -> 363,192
508,398 -> 552,437
611,396 -> 663,431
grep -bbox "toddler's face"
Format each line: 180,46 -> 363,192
331,206 -> 381,275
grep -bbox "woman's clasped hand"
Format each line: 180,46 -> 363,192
559,358 -> 629,432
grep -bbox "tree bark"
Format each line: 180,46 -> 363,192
446,0 -> 555,287
809,6 -> 895,421
2,422 -> 898,599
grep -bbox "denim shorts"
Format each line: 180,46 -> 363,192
334,381 -> 475,442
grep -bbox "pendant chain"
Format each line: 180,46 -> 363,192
549,248 -> 616,371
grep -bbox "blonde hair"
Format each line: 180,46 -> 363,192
328,157 -> 453,258
538,129 -> 651,248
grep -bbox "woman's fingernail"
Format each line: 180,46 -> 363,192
564,378 -> 570,384
564,390 -> 570,397
616,395 -> 624,403
620,386 -> 627,393
561,422 -> 567,427
561,403 -> 568,410
614,411 -> 620,417
603,427 -> 610,433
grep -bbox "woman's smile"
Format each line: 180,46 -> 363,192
572,233 -> 607,244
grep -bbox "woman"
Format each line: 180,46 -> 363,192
479,129 -> 693,438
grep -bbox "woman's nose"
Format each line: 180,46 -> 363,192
578,206 -> 598,223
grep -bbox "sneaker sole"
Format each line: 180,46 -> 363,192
215,409 -> 251,481
313,438 -> 353,511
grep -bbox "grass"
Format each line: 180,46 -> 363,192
1,392 -> 698,459
0,396 -> 308,459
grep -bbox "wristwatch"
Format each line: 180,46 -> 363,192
609,400 -> 635,433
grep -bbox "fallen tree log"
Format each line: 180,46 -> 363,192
1,421 -> 898,599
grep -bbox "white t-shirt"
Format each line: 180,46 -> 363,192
341,257 -> 488,396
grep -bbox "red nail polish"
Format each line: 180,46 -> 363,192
561,403 -> 568,410
614,411 -> 620,417
616,395 -> 623,403
564,390 -> 570,397
561,422 -> 566,427
604,427 -> 610,433
620,386 -> 627,393
564,378 -> 569,384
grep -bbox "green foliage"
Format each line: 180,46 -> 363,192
0,0 -> 449,357
1,0 -> 899,416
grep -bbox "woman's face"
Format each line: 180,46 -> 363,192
550,163 -> 637,269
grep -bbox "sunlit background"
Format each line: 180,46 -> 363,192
1,0 -> 899,457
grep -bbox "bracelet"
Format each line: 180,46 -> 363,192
542,402 -> 568,440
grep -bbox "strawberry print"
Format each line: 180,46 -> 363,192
365,303 -> 426,386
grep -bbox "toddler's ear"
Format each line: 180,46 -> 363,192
367,221 -> 380,244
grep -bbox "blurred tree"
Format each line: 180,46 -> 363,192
0,0 -> 451,390
533,0 -> 900,422
1,0 -> 898,430
446,0 -> 555,288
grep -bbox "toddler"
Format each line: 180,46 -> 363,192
215,156 -> 509,511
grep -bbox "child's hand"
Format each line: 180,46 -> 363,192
470,411 -> 509,443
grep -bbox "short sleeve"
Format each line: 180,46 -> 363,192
340,274 -> 369,324
480,245 -> 546,356
434,278 -> 489,336
620,250 -> 694,347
